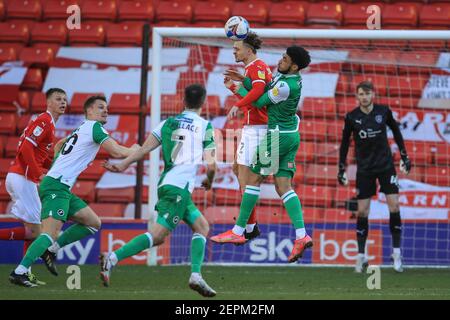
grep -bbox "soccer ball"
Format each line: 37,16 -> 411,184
224,16 -> 250,41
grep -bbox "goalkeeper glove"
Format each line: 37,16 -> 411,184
400,154 -> 411,175
337,164 -> 348,186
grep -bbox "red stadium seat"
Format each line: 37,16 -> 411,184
419,3 -> 450,28
69,92 -> 104,113
315,142 -> 340,165
301,97 -> 337,119
232,1 -> 269,24
118,0 -> 154,22
31,22 -> 67,44
67,22 -> 106,46
191,188 -> 213,211
5,136 -> 19,158
336,74 -> 350,95
0,0 -> 4,21
388,75 -> 428,97
201,95 -> 221,117
398,164 -> 424,183
295,141 -> 315,163
408,40 -> 447,51
306,1 -> 343,26
106,22 -> 143,46
433,143 -> 450,166
194,1 -> 231,23
6,0 -> 42,20
97,187 -> 135,203
176,71 -> 208,91
305,164 -> 338,187
19,46 -> 56,68
89,202 -> 126,218
397,51 -> 440,75
300,120 -> 328,142
423,166 -> 450,187
158,94 -> 184,115
42,0 -> 82,21
393,141 -> 432,166
156,0 -> 193,23
351,74 -> 388,96
0,179 -> 9,201
326,120 -> 343,143
0,158 -> 14,178
82,0 -> 117,21
0,22 -> 30,44
17,114 -> 32,133
382,3 -> 418,27
21,68 -> 43,90
343,2 -> 384,27
214,188 -> 240,206
31,91 -> 46,113
334,186 -> 358,208
109,93 -> 140,114
336,96 -> 357,118
0,45 -> 18,63
268,1 -> 306,26
78,160 -> 106,181
359,50 -> 399,75
0,136 -> 4,157
72,181 -> 96,203
293,164 -> 305,185
0,113 -> 17,135
295,184 -> 334,207
376,96 -> 418,109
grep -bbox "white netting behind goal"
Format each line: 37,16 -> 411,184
151,31 -> 449,267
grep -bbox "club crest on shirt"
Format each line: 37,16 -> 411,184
33,126 -> 44,137
272,87 -> 279,97
375,115 -> 383,124
257,70 -> 265,80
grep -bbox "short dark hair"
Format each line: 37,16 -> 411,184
356,81 -> 374,93
45,88 -> 66,99
83,95 -> 107,115
286,46 -> 311,70
243,31 -> 262,53
184,84 -> 206,109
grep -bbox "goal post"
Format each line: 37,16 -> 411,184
147,27 -> 450,267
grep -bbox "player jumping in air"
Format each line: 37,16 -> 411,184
9,95 -> 138,287
211,46 -> 313,263
338,81 -> 411,273
100,84 -> 217,298
1,88 -> 67,285
224,31 -> 272,241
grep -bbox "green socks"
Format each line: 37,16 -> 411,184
56,224 -> 98,247
282,190 -> 305,229
236,186 -> 260,228
19,233 -> 53,269
191,233 -> 206,273
114,232 -> 153,262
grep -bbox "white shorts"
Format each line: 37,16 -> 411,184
5,172 -> 41,224
236,125 -> 268,167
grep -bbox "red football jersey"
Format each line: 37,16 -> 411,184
240,58 -> 272,126
9,111 -> 56,183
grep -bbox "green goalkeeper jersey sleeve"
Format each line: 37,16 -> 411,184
237,73 -> 302,133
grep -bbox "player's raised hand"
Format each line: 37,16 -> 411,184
224,69 -> 244,82
224,76 -> 234,89
227,106 -> 239,120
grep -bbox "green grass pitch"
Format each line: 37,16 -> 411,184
1,265 -> 449,300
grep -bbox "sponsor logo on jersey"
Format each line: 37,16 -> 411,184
375,115 -> 383,124
51,194 -> 57,199
173,216 -> 180,224
257,70 -> 265,80
355,119 -> 362,124
33,126 -> 44,137
287,162 -> 294,169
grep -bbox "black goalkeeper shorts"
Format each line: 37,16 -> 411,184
356,167 -> 399,200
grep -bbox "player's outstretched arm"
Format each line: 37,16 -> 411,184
103,134 -> 161,172
386,108 -> 411,174
201,148 -> 217,190
338,115 -> 352,186
101,138 -> 139,159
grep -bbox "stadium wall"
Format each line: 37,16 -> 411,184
0,219 -> 448,266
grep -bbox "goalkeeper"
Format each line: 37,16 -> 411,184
337,80 -> 411,273
211,46 -> 313,264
